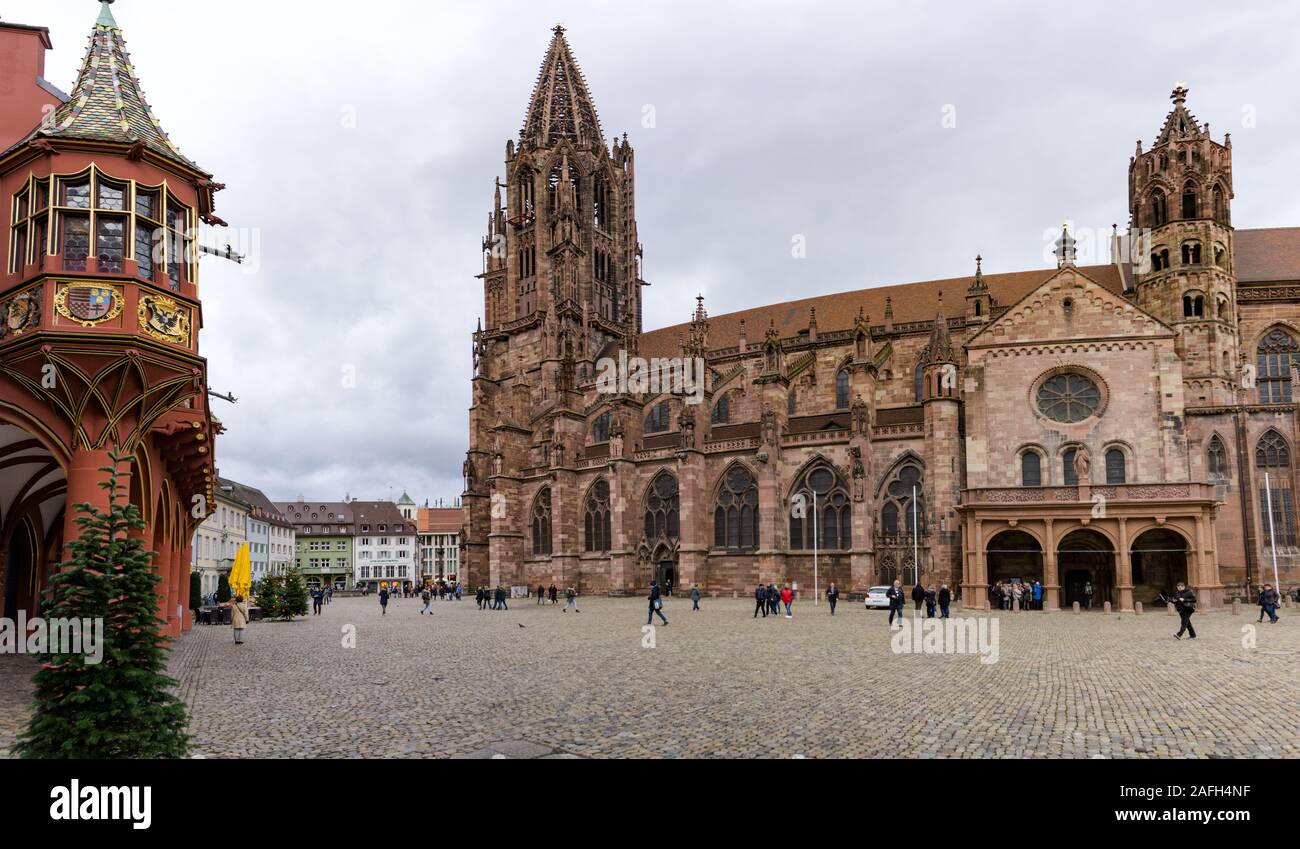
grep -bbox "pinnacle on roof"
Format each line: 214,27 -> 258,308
398,491 -> 415,505
1055,223 -> 1077,268
967,255 -> 988,293
24,1 -> 204,173
520,25 -> 606,150
1153,84 -> 1206,147
921,292 -> 957,366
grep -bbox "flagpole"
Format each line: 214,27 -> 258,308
912,484 -> 919,616
1265,472 -> 1282,592
813,490 -> 819,606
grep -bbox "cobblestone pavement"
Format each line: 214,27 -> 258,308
4,596 -> 1299,758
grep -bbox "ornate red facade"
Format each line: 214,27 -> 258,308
0,2 -> 224,634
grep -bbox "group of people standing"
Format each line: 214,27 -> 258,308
989,579 -> 1044,611
752,583 -> 796,619
885,580 -> 952,626
532,584 -> 581,611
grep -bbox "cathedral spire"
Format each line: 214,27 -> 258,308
1153,83 -> 1205,146
520,25 -> 605,150
27,0 -> 204,174
921,292 -> 956,366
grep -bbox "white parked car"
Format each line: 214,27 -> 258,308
864,586 -> 891,609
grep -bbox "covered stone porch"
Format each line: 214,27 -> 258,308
958,483 -> 1223,611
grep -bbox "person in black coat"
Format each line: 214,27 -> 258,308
938,584 -> 952,618
767,583 -> 780,616
886,580 -> 907,628
1172,582 -> 1196,639
911,582 -> 926,612
924,585 -> 937,618
754,584 -> 768,618
826,583 -> 839,615
647,580 -> 669,626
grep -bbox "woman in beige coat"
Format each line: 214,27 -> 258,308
221,595 -> 250,644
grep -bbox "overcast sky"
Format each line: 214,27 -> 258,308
8,0 -> 1298,504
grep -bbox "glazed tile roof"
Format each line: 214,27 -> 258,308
639,226 -> 1300,359
14,1 -> 204,173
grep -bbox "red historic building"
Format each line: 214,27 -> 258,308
0,2 -> 224,634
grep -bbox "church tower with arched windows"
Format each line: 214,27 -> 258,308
1128,86 -> 1238,407
465,26 -> 646,588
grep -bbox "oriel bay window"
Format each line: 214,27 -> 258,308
10,167 -> 195,284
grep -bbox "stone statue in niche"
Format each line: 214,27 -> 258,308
1073,446 -> 1091,483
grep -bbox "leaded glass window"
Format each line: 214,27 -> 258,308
584,480 -> 611,553
789,463 -> 852,550
531,488 -> 552,556
1036,373 -> 1101,423
1257,330 -> 1300,404
714,465 -> 758,551
644,472 -> 679,541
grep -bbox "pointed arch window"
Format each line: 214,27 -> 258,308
645,400 -> 670,433
1181,180 -> 1198,219
644,472 -> 679,542
531,488 -> 552,556
789,463 -> 851,550
711,392 -> 731,424
1207,435 -> 1228,482
1212,183 -> 1227,224
592,174 -> 610,230
1150,189 -> 1167,227
1021,451 -> 1042,487
714,465 -> 759,551
1256,431 -> 1295,546
1256,329 -> 1300,404
591,410 -> 612,443
584,479 -> 612,553
787,388 -> 796,415
914,363 -> 924,402
878,462 -> 923,538
1105,448 -> 1127,484
835,370 -> 851,409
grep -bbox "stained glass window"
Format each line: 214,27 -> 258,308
714,465 -> 758,551
1036,373 -> 1101,423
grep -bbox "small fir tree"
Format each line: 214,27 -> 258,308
216,573 -> 231,603
280,568 -> 310,619
14,450 -> 190,759
189,570 -> 202,611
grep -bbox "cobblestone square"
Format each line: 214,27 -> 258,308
3,595 -> 1298,759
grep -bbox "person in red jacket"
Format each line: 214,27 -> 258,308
780,585 -> 794,619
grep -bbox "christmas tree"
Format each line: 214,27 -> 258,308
280,568 -> 310,619
189,570 -> 202,612
216,573 -> 231,603
14,450 -> 190,759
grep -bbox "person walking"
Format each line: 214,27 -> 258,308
549,584 -> 558,605
1032,580 -> 1043,611
887,579 -> 906,629
648,580 -> 669,626
310,587 -> 321,615
1083,580 -> 1094,611
826,582 -> 839,615
564,586 -> 579,613
690,585 -> 701,612
768,583 -> 780,617
924,585 -> 937,619
1172,582 -> 1197,639
1259,583 -> 1281,624
911,581 -> 925,615
494,585 -> 508,611
379,586 -> 390,615
421,588 -> 433,615
326,585 -> 333,605
537,584 -> 546,605
754,584 -> 767,618
220,595 -> 250,645
780,584 -> 794,618
938,584 -> 951,619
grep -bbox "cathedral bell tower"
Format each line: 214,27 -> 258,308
1129,86 -> 1237,406
465,26 -> 645,588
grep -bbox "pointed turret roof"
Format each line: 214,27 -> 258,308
22,1 -> 205,173
1153,85 -> 1205,147
920,293 -> 956,365
520,25 -> 605,150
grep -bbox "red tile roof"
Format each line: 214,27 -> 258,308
638,227 -> 1300,357
418,507 -> 462,535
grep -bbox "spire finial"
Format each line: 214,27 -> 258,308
975,254 -> 982,273
553,23 -> 565,35
1171,83 -> 1188,105
97,0 -> 118,28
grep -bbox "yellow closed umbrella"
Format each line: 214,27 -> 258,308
229,543 -> 252,599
